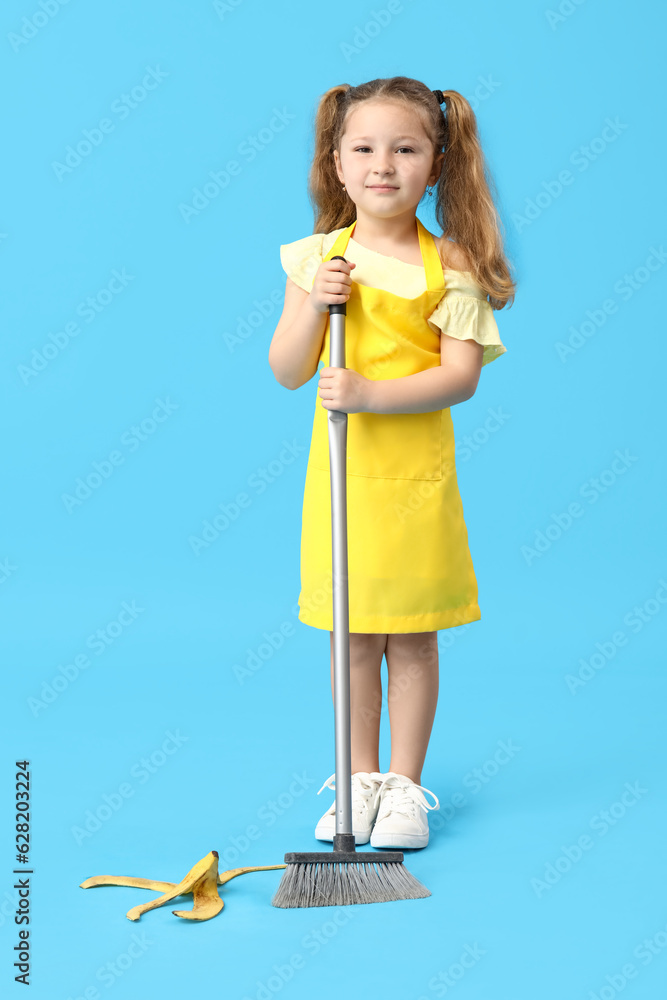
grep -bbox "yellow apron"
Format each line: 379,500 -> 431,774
297,217 -> 481,634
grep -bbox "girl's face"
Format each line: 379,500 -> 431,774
333,99 -> 443,221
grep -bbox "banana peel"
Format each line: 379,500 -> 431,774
80,850 -> 287,921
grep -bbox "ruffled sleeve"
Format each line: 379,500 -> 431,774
279,233 -> 325,292
427,271 -> 507,367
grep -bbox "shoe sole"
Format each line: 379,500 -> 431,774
370,831 -> 429,849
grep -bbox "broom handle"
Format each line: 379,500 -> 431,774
328,257 -> 353,847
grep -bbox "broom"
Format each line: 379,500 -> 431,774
271,256 -> 431,908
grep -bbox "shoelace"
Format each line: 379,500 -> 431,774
317,772 -> 383,814
375,773 -> 440,820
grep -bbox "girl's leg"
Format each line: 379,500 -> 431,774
384,631 -> 439,784
330,631 -> 387,774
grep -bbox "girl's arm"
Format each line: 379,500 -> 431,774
268,278 -> 328,390
365,335 -> 484,414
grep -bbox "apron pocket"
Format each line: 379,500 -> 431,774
309,407 -> 443,481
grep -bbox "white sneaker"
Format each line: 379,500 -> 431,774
370,772 -> 440,849
314,771 -> 385,845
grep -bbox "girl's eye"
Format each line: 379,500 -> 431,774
353,146 -> 415,153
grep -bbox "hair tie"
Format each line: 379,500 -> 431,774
432,89 -> 445,106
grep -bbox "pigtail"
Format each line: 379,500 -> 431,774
308,85 -> 356,235
436,91 -> 515,309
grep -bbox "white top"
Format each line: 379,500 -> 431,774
280,228 -> 508,367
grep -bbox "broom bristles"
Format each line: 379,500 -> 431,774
271,859 -> 431,908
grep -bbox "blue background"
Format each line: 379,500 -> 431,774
2,0 -> 666,997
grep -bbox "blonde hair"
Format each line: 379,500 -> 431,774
307,75 -> 516,310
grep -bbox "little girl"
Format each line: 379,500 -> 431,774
269,76 -> 514,850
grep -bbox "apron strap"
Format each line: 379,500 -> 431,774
323,221 -> 356,263
416,217 -> 445,292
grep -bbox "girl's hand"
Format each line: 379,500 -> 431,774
310,258 -> 356,314
318,366 -> 373,414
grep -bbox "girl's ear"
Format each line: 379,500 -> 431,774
429,151 -> 445,186
333,148 -> 343,183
